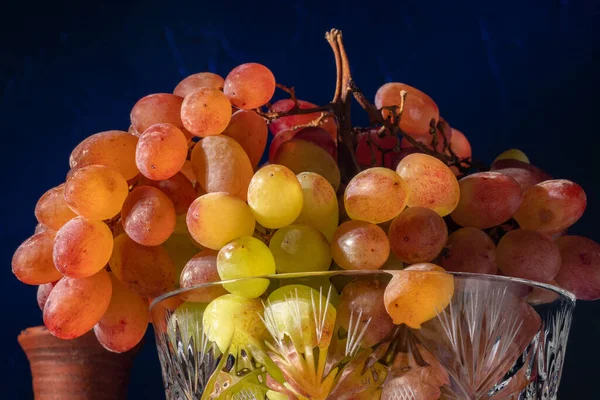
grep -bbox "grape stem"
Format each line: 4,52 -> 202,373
257,28 -> 480,183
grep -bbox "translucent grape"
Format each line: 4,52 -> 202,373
331,220 -> 390,270
374,82 -> 439,135
439,227 -> 497,274
494,149 -> 530,164
450,172 -> 522,229
186,192 -> 256,250
338,280 -> 394,348
109,234 -> 176,298
173,72 -> 225,97
181,87 -> 232,137
264,285 -> 336,351
121,186 -> 176,246
554,236 -> 600,300
135,123 -> 188,180
53,217 -> 113,278
497,229 -> 561,282
383,264 -> 454,329
65,165 -> 129,221
12,231 -> 62,285
491,161 -> 552,193
69,130 -> 140,180
344,167 -> 409,224
94,273 -> 148,353
269,225 -> 331,273
180,160 -> 196,184
247,164 -> 303,229
269,99 -> 337,140
37,282 -> 56,311
203,294 -> 267,353
514,179 -> 586,235
294,172 -> 339,242
190,135 -> 253,200
269,127 -> 337,163
43,270 -> 113,339
139,172 -> 196,215
223,63 -> 276,109
130,93 -> 187,135
272,139 -> 341,191
179,249 -> 228,302
388,207 -> 448,263
355,129 -> 401,169
396,153 -> 460,216
222,110 -> 268,168
35,184 -> 77,231
217,236 -> 276,298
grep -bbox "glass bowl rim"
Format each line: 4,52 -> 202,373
150,270 -> 576,310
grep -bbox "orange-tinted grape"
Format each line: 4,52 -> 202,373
186,192 -> 256,250
269,126 -> 337,163
447,128 -> 471,169
179,249 -> 227,302
94,273 -> 148,353
222,109 -> 268,168
130,93 -> 187,135
173,72 -> 225,97
180,160 -> 196,184
69,130 -> 140,180
450,172 -> 522,229
121,186 -> 176,246
13,231 -> 62,285
273,139 -> 341,190
497,229 -> 561,283
388,207 -> 448,264
43,270 -> 113,339
554,236 -> 600,300
344,167 -> 409,224
65,165 -> 129,221
384,263 -> 454,329
35,184 -> 77,231
190,135 -> 253,200
34,223 -> 51,234
338,280 -> 394,348
396,153 -> 460,216
331,220 -> 390,270
181,87 -> 232,137
440,227 -> 497,274
37,282 -> 56,311
138,173 -> 196,215
135,123 -> 188,180
514,179 -> 586,235
269,99 -> 337,140
109,234 -> 176,298
53,217 -> 113,278
375,82 -> 439,135
223,63 -> 276,109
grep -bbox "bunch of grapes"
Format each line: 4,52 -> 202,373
11,38 -> 599,387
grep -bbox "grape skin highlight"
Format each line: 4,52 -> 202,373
181,87 -> 232,137
223,63 -> 276,110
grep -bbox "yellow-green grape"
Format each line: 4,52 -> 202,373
169,302 -> 208,349
264,284 -> 336,351
186,193 -> 256,250
269,225 -> 331,273
294,172 -> 339,242
494,148 -> 530,164
202,294 -> 267,353
217,236 -> 275,298
273,139 -> 341,191
247,164 -> 303,229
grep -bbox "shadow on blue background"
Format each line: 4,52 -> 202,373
1,0 -> 599,398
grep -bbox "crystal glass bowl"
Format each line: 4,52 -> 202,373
150,271 -> 575,400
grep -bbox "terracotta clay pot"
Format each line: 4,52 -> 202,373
18,326 -> 141,400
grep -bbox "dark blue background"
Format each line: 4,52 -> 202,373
2,0 -> 599,398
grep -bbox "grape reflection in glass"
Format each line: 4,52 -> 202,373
150,271 -> 574,400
